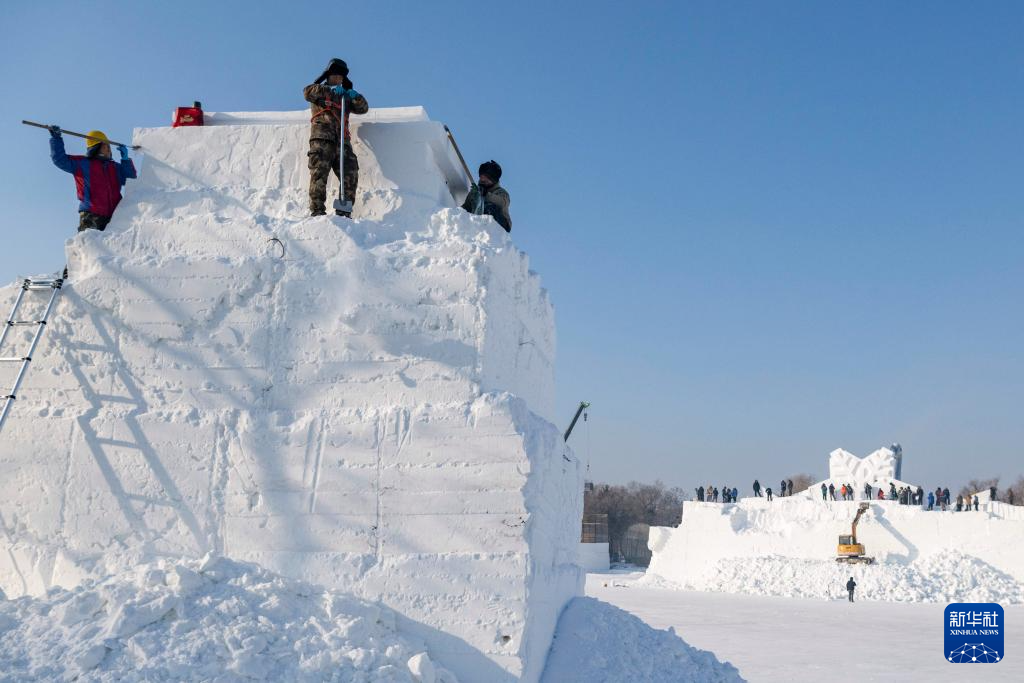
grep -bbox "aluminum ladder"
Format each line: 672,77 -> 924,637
0,275 -> 63,430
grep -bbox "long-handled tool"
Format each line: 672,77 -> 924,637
22,120 -> 140,150
332,94 -> 353,215
444,125 -> 475,187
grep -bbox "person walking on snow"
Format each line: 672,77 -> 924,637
49,126 -> 136,232
303,58 -> 369,217
753,480 -> 762,497
846,577 -> 857,602
461,160 -> 512,232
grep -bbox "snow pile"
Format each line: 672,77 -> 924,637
641,551 -> 1024,603
0,108 -> 582,682
647,496 -> 1024,603
0,556 -> 456,682
540,597 -> 743,683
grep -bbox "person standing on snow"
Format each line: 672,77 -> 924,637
780,479 -> 787,497
752,480 -> 762,497
765,487 -> 773,502
846,577 -> 857,602
821,483 -> 828,501
462,160 -> 512,232
787,479 -> 794,497
732,486 -> 738,502
927,490 -> 935,511
973,495 -> 979,511
303,58 -> 369,217
696,486 -> 704,502
828,483 -> 836,501
49,126 -> 136,232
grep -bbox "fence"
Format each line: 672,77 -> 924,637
581,513 -> 609,543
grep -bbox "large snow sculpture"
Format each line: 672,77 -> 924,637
0,108 -> 581,682
828,447 -> 899,488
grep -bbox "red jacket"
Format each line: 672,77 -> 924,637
51,136 -> 136,217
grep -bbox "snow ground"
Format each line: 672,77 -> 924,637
541,597 -> 742,683
640,551 -> 1024,603
588,571 -> 1024,682
0,556 -> 457,682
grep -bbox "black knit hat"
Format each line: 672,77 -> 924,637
479,160 -> 502,182
315,58 -> 349,84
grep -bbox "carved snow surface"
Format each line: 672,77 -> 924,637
0,108 -> 582,682
828,447 -> 900,489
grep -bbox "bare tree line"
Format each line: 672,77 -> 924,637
958,476 -> 1024,504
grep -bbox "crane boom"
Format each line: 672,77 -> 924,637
563,401 -> 591,442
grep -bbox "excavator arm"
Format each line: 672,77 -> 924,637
850,503 -> 869,544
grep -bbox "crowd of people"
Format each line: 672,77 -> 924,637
694,480 -> 1017,511
694,484 -> 739,503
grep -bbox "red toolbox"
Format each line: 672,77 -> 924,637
172,101 -> 204,127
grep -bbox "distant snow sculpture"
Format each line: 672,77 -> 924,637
828,447 -> 899,487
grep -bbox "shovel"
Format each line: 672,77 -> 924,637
332,93 -> 353,215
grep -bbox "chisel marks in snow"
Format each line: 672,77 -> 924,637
308,414 -> 327,514
0,511 -> 28,596
374,413 -> 385,561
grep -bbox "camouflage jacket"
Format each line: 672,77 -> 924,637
303,83 -> 369,143
461,184 -> 511,232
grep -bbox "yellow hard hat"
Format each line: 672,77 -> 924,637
85,130 -> 109,149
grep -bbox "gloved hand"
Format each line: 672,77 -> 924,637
49,125 -> 62,138
331,85 -> 361,100
118,145 -> 129,161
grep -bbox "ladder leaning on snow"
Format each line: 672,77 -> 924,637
0,275 -> 63,430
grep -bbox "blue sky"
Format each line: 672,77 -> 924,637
3,1 -> 1022,491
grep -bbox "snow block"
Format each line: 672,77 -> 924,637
0,108 -> 582,682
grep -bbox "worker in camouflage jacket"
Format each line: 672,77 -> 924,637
303,58 -> 369,217
462,160 -> 511,232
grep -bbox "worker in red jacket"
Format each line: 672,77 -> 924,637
49,125 -> 136,231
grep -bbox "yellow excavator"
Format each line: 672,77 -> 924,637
836,502 -> 875,564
